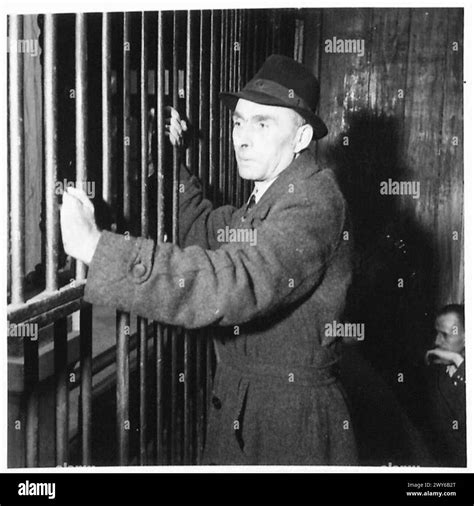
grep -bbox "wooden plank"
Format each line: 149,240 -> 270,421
401,8 -> 454,302
317,8 -> 374,164
436,8 -> 463,305
368,8 -> 411,117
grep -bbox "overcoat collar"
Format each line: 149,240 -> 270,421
247,149 -> 322,221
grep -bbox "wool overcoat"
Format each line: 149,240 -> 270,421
84,148 -> 358,465
427,362 -> 466,466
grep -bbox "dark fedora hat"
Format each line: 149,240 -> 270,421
220,54 -> 328,139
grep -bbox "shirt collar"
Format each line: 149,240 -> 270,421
251,176 -> 279,204
246,149 -> 319,206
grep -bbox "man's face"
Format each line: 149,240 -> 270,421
434,313 -> 465,354
232,99 -> 302,181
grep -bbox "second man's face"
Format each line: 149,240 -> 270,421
232,99 -> 302,182
434,313 -> 465,354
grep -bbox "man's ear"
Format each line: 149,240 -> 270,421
294,124 -> 313,153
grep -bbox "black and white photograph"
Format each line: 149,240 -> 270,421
2,0 -> 471,499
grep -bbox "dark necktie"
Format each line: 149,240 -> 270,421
246,193 -> 256,211
243,193 -> 256,219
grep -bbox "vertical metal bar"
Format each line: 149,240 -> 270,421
102,13 -> 112,205
123,13 -> 131,226
240,10 -> 249,205
209,11 -> 219,205
116,312 -> 130,465
80,305 -> 92,465
227,10 -> 234,206
8,15 -> 25,305
219,11 -> 228,207
138,11 -> 149,466
293,16 -> 299,61
172,14 -> 180,245
205,333 -> 213,429
75,14 -> 88,281
155,10 -> 165,465
184,10 -> 194,465
195,331 -> 203,463
235,10 -> 242,207
90,11 -> 112,469
157,13 -> 166,242
54,317 -> 69,465
76,12 -> 93,467
209,10 -> 218,204
239,9 -> 249,205
185,11 -> 194,170
24,336 -> 39,467
171,11 -> 180,464
198,12 -> 210,199
116,12 -> 131,466
44,14 -> 59,292
45,14 -> 69,464
202,9 -> 220,463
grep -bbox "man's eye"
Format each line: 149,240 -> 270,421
232,120 -> 241,127
258,122 -> 267,129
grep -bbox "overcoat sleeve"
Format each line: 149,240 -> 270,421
83,171 -> 346,329
177,163 -> 237,250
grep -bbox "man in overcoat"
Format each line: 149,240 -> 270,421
61,55 -> 358,465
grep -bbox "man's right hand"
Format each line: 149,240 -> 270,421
165,106 -> 187,147
425,348 -> 464,367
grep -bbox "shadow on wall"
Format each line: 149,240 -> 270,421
323,110 -> 439,466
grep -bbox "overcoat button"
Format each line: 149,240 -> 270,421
212,395 -> 222,409
132,263 -> 146,277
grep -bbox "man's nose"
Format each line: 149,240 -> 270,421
234,124 -> 252,148
435,334 -> 443,347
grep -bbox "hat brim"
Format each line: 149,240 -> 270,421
220,90 -> 328,140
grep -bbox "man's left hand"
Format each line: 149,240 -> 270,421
60,187 -> 101,265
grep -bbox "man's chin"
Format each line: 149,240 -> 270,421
237,165 -> 259,181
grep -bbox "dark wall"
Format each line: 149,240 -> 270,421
304,7 -> 463,312
302,8 -> 463,465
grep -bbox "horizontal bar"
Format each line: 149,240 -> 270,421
8,281 -> 86,325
